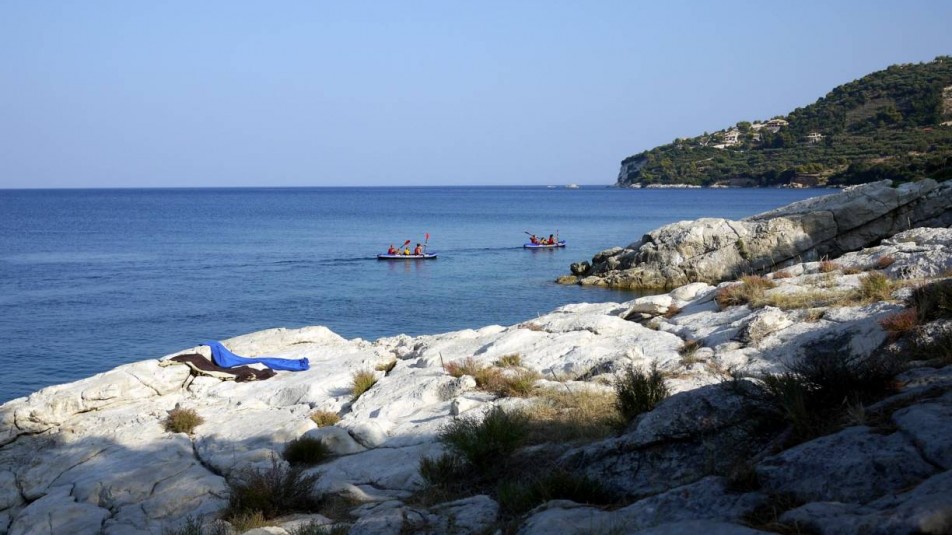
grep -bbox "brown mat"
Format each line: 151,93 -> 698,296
170,353 -> 277,382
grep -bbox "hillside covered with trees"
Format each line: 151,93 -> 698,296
616,56 -> 952,187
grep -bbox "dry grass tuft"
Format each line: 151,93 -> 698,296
445,357 -> 482,378
310,410 -> 341,427
494,353 -> 523,367
843,266 -> 863,275
228,511 -> 269,532
715,275 -> 778,308
445,356 -> 540,397
771,270 -> 793,279
858,271 -> 894,302
374,360 -> 396,374
519,322 -> 547,332
522,388 -> 621,444
875,255 -> 896,269
351,370 -> 377,401
819,259 -> 841,273
663,304 -> 682,318
879,308 -> 919,340
491,369 -> 541,397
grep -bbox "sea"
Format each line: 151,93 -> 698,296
0,186 -> 830,404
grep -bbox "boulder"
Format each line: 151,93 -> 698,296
756,426 -> 936,503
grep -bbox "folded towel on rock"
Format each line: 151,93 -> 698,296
205,340 -> 310,372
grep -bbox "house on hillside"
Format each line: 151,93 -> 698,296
806,132 -> 824,144
712,129 -> 741,149
765,118 -> 789,133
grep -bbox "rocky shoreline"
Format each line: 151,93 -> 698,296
2,183 -> 952,535
562,179 -> 952,290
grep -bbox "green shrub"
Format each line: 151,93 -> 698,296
289,522 -> 351,535
283,436 -> 331,466
351,370 -> 377,401
164,407 -> 204,434
161,516 -> 230,535
911,279 -> 952,322
419,452 -> 469,487
754,350 -> 900,443
440,407 -> 529,471
614,364 -> 669,422
310,410 -> 341,427
496,471 -> 615,516
908,325 -> 952,365
227,455 -> 320,520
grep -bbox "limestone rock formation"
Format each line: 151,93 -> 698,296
3,228 -> 952,534
562,179 -> 952,289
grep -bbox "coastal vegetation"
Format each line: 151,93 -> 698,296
617,56 -> 952,187
163,407 -> 204,434
282,436 -> 332,466
349,370 -> 377,401
613,364 -> 669,421
309,410 -> 341,427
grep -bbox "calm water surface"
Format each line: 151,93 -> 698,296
0,186 -> 829,403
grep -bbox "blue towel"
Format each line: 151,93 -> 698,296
205,341 -> 310,372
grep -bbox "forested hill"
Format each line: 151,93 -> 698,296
616,56 -> 952,188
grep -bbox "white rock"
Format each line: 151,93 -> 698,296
623,294 -> 673,316
303,426 -> 366,455
0,469 -> 21,510
757,426 -> 937,503
669,282 -> 716,302
8,485 -> 110,535
431,495 -> 500,534
342,420 -> 392,449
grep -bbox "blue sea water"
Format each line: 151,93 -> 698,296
0,186 -> 829,403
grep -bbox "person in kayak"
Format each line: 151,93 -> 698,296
547,234 -> 555,245
387,244 -> 398,255
414,243 -> 423,255
530,234 -> 539,244
403,245 -> 412,255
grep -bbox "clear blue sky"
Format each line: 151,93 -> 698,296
1,1 -> 950,188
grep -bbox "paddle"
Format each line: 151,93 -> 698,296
422,232 -> 430,254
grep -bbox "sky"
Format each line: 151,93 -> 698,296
1,1 -> 951,188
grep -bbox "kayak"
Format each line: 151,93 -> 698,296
377,253 -> 438,260
523,241 -> 566,249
